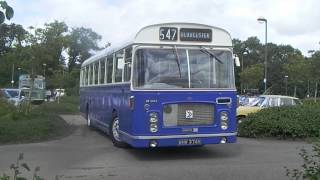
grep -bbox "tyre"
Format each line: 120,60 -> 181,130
110,116 -> 128,148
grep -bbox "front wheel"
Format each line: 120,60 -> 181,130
110,117 -> 128,148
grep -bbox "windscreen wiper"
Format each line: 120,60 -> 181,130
172,45 -> 182,78
200,47 -> 224,64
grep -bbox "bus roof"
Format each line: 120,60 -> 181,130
82,22 -> 232,67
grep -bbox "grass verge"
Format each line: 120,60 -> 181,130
0,96 -> 79,145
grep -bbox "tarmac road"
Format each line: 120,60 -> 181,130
0,115 -> 311,180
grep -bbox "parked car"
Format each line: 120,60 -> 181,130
54,89 -> 65,98
0,88 -> 26,106
237,95 -> 302,122
239,95 -> 258,106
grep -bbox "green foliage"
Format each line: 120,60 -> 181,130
239,64 -> 264,89
233,36 -> 317,97
0,97 -> 78,144
35,96 -> 79,114
285,142 -> 320,180
0,99 -> 15,117
238,102 -> 320,138
0,20 -> 102,93
0,153 -> 43,180
0,1 -> 14,24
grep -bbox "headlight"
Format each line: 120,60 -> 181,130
220,111 -> 229,121
220,111 -> 229,130
150,124 -> 158,133
149,112 -> 158,123
149,112 -> 158,132
221,122 -> 228,130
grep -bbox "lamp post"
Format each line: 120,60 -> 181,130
241,51 -> 248,94
17,67 -> 21,88
257,17 -> 268,93
43,63 -> 47,77
11,64 -> 15,87
284,75 -> 288,95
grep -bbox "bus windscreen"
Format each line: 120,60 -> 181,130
133,48 -> 234,89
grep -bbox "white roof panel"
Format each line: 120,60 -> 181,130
82,22 -> 232,67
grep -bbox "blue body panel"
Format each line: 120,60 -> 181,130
80,85 -> 237,148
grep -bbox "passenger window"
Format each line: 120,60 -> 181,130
106,57 -> 113,83
115,51 -> 124,82
84,67 -> 88,86
100,59 -> 105,84
94,62 -> 99,85
280,98 -> 293,106
88,65 -> 92,85
269,98 -> 279,107
124,47 -> 132,82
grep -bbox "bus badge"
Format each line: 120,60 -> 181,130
185,110 -> 193,119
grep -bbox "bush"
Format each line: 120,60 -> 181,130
238,102 -> 320,138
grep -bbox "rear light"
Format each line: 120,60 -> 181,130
129,96 -> 134,109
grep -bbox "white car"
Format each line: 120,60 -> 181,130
1,88 -> 26,106
54,89 -> 65,97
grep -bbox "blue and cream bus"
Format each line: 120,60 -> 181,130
80,23 -> 238,148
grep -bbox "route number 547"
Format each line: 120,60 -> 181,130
159,27 -> 178,41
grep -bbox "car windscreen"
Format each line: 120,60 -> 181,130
6,90 -> 20,98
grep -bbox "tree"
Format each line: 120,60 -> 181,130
0,23 -> 27,55
239,64 -> 264,91
67,27 -> 102,72
0,1 -> 13,24
284,55 -> 310,97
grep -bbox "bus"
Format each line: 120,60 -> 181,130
80,23 -> 238,148
19,74 -> 46,104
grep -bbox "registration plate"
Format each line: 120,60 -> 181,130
178,139 -> 201,145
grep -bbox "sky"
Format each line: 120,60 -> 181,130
5,0 -> 320,56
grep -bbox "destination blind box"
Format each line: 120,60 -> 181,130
159,27 -> 212,42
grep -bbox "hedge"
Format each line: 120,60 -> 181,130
238,102 -> 320,139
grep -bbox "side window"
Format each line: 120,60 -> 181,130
268,98 -> 279,107
81,69 -> 84,86
100,59 -> 105,84
80,69 -> 83,86
107,56 -> 113,83
124,47 -> 132,82
85,69 -> 87,85
281,98 -> 294,106
88,65 -> 92,85
115,51 -> 124,82
84,67 -> 88,86
94,62 -> 99,85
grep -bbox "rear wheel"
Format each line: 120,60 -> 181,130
110,116 -> 128,148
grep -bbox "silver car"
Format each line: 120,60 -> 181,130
1,89 -> 26,106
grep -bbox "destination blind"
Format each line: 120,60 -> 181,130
180,28 -> 212,42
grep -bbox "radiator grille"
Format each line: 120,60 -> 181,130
163,103 -> 214,127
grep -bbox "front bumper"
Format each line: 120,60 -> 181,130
119,131 -> 237,148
